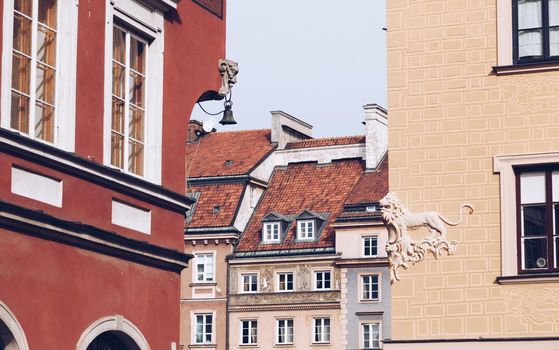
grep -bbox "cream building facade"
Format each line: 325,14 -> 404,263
386,0 -> 559,348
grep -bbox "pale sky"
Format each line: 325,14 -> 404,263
190,1 -> 387,138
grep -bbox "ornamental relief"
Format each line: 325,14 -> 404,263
379,192 -> 473,284
502,75 -> 559,113
229,290 -> 340,306
504,287 -> 559,325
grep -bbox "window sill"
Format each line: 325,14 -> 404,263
239,344 -> 258,348
359,299 -> 381,304
496,273 -> 559,285
188,344 -> 216,349
311,342 -> 331,346
189,282 -> 217,287
492,61 -> 559,75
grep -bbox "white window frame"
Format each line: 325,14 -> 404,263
1,0 -> 78,151
360,273 -> 381,302
276,271 -> 295,292
191,311 -> 215,345
313,269 -> 332,291
193,252 -> 215,283
361,322 -> 382,349
263,222 -> 281,243
497,0 -> 514,66
240,319 -> 258,345
240,272 -> 259,293
362,235 -> 379,257
297,219 -> 315,240
494,152 -> 559,278
275,318 -> 294,345
312,317 -> 331,344
103,0 -> 164,183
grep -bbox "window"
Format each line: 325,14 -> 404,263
297,220 -> 315,240
240,320 -> 257,345
363,236 -> 379,257
361,274 -> 380,301
513,0 -> 559,63
314,270 -> 331,290
110,25 -> 147,176
276,319 -> 293,344
313,317 -> 330,343
194,313 -> 213,344
362,323 -> 381,349
104,0 -> 164,183
517,169 -> 559,272
241,273 -> 258,293
1,0 -> 77,149
195,253 -> 214,282
277,272 -> 294,292
263,222 -> 280,243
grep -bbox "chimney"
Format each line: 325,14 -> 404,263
270,111 -> 313,149
363,104 -> 388,169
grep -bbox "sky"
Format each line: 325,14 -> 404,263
190,1 -> 387,138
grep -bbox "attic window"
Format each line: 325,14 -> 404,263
297,220 -> 315,240
263,222 -> 280,243
366,205 -> 378,213
224,160 -> 234,166
213,206 -> 221,214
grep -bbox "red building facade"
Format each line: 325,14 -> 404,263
0,0 -> 225,348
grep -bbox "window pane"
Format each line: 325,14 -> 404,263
113,27 -> 126,64
130,37 -> 146,74
38,0 -> 57,28
11,52 -> 31,93
523,205 -> 547,236
111,97 -> 124,132
112,62 -> 125,98
36,63 -> 55,104
10,92 -> 30,133
111,132 -> 124,168
518,0 -> 542,29
37,23 -> 57,67
35,101 -> 54,142
556,236 -> 559,268
553,172 -> 559,202
519,29 -> 543,57
128,140 -> 144,175
550,0 -> 559,26
550,27 -> 559,56
520,172 -> 545,204
129,72 -> 145,108
13,12 -> 32,55
524,237 -> 547,269
14,0 -> 32,16
129,106 -> 144,142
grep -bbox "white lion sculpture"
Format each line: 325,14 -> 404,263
379,192 -> 473,283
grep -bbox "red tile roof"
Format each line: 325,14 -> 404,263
186,129 -> 275,178
235,159 -> 365,252
344,155 -> 389,205
186,183 -> 245,228
285,135 -> 365,150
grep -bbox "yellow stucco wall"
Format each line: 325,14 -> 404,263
387,0 -> 559,340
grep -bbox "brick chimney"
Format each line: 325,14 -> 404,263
363,104 -> 388,170
270,111 -> 313,149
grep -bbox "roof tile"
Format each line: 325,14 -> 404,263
186,183 -> 245,228
344,156 -> 389,205
285,135 -> 365,149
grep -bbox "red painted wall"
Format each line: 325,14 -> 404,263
0,229 -> 180,349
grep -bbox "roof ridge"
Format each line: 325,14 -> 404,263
287,134 -> 364,143
206,128 -> 271,134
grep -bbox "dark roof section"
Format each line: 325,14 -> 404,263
344,155 -> 389,205
186,129 -> 275,179
186,183 -> 246,229
235,159 -> 365,252
285,135 -> 365,150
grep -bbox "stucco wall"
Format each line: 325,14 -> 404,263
387,0 -> 559,341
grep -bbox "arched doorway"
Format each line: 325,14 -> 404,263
0,301 -> 28,350
76,315 -> 149,350
86,331 -> 140,350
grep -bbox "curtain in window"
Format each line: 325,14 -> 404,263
518,0 -> 543,57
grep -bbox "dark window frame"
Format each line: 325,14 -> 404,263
512,0 -> 559,64
515,164 -> 559,274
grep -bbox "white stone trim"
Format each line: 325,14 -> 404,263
311,267 -> 334,291
0,300 -> 29,350
76,315 -> 150,350
497,0 -> 513,66
11,166 -> 63,207
360,321 -> 382,350
238,271 -> 260,294
493,152 -> 559,276
358,272 -> 382,303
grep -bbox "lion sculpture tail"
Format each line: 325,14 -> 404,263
438,203 -> 474,226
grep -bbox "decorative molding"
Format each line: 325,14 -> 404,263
76,315 -> 150,350
379,192 -> 473,283
504,287 -> 559,325
0,300 -> 29,350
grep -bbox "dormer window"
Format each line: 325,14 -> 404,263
263,222 -> 280,243
297,220 -> 315,240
